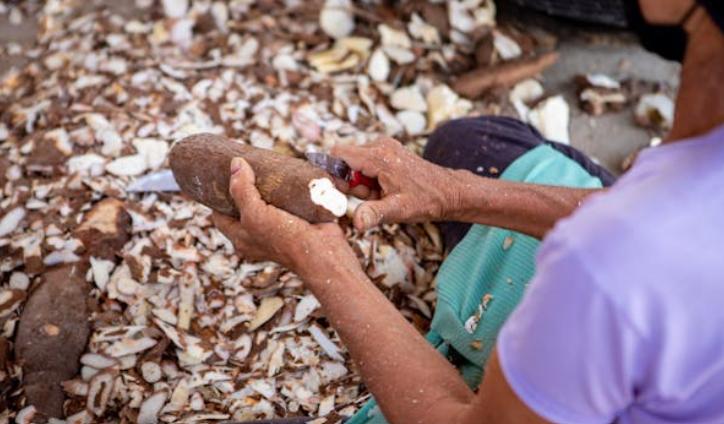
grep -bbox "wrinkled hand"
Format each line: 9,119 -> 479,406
212,158 -> 354,278
333,138 -> 461,232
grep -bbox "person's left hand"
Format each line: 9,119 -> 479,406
212,157 -> 356,279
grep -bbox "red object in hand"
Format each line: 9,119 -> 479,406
348,170 -> 377,189
306,152 -> 380,191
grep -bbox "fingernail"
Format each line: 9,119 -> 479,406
359,209 -> 373,230
231,158 -> 243,175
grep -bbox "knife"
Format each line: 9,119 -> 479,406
127,153 -> 380,193
125,169 -> 181,193
305,152 -> 379,190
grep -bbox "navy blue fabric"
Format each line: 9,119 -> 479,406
422,116 -> 616,251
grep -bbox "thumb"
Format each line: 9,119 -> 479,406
229,157 -> 262,213
353,195 -> 404,232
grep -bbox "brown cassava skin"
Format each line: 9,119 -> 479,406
14,266 -> 90,419
452,52 -> 559,99
169,133 -> 339,223
14,198 -> 130,420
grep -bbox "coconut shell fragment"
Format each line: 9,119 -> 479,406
169,133 -> 344,223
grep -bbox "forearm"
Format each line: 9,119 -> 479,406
448,169 -> 604,239
295,252 -> 475,424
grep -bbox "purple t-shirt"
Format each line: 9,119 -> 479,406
498,123 -> 724,424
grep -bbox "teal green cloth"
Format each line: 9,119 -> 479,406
346,145 -> 605,424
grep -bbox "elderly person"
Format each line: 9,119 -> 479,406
215,0 -> 724,423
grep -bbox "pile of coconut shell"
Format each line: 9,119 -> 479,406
0,0 -> 673,423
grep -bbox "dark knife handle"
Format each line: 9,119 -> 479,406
349,170 -> 379,190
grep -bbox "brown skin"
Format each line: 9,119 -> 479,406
666,5 -> 724,141
639,0 -> 695,23
214,2 -> 724,423
169,133 -> 341,223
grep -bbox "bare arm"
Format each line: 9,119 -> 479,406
294,257 -> 553,424
295,253 -> 475,424
449,169 -> 602,239
212,157 -> 553,424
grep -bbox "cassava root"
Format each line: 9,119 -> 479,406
169,133 -> 347,223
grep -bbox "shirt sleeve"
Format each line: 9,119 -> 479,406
497,234 -> 644,424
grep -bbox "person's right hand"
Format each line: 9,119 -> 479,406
333,137 -> 462,232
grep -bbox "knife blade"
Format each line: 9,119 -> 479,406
125,169 -> 181,193
305,152 -> 379,190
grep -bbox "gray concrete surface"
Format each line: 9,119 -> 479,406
545,40 -> 679,174
498,3 -> 681,174
544,37 -> 679,174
